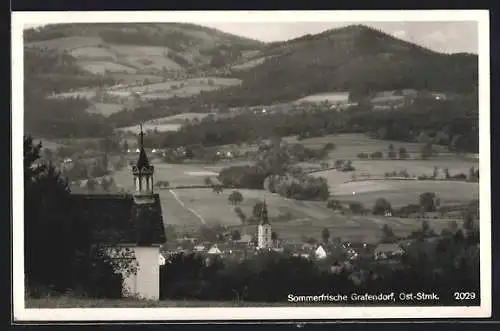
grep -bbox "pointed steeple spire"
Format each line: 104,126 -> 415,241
132,123 -> 155,198
136,123 -> 150,169
260,199 -> 270,225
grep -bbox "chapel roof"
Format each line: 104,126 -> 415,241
70,193 -> 166,246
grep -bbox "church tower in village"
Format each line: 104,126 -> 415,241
132,124 -> 155,204
257,200 -> 272,249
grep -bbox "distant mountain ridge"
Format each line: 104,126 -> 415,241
23,23 -> 478,139
212,25 -> 478,105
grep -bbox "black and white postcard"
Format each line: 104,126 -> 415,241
12,10 -> 491,321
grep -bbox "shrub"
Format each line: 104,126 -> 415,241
228,190 -> 244,205
327,199 -> 342,210
398,147 -> 409,160
452,173 -> 467,180
357,152 -> 369,159
349,202 -> 365,214
341,161 -> 355,172
234,207 -> 247,223
334,160 -> 344,169
323,142 -> 336,151
372,198 -> 393,215
218,165 -> 267,189
370,151 -> 383,160
394,204 -> 422,217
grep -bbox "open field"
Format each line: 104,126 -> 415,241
328,180 -> 479,208
80,60 -> 137,74
280,133 -> 452,158
116,123 -> 183,133
116,112 -> 216,133
109,44 -> 174,57
145,112 -> 215,125
25,36 -> 104,51
162,187 -> 458,243
49,74 -> 240,102
123,77 -> 242,94
38,139 -> 66,150
70,46 -> 117,60
111,73 -> 164,85
310,158 -> 479,188
79,157 -> 475,242
231,56 -> 270,71
167,188 -> 336,227
86,103 -> 124,116
127,77 -> 242,101
125,56 -> 182,71
141,86 -> 220,100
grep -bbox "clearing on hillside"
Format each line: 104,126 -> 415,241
86,103 -> 124,116
144,112 -> 215,125
80,61 -> 137,74
168,188 -> 335,227
116,123 -> 182,133
70,46 -> 117,61
25,36 -> 104,51
231,56 -> 271,71
329,180 -> 479,208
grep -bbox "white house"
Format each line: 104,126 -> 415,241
207,244 -> 222,255
70,125 -> 166,300
257,201 -> 273,249
315,245 -> 327,259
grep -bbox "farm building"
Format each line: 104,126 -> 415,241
314,245 -> 328,259
68,125 -> 166,300
370,89 -> 418,110
373,243 -> 405,260
207,244 -> 222,255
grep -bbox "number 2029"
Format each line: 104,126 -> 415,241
454,292 -> 476,300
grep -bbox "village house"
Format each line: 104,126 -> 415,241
69,125 -> 166,300
373,243 -> 405,260
232,233 -> 253,248
370,89 -> 418,110
207,244 -> 222,255
314,245 -> 328,259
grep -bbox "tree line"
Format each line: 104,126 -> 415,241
24,136 -> 133,298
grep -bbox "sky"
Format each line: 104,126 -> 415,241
24,21 -> 478,54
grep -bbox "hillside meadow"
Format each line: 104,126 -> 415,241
86,103 -> 124,116
115,112 -> 216,132
163,187 -> 467,243
328,180 -> 479,208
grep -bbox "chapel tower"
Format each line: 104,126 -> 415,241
132,124 -> 155,204
257,200 -> 272,249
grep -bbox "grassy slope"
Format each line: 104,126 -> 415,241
24,23 -> 265,73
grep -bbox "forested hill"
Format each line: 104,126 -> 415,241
203,25 -> 478,106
